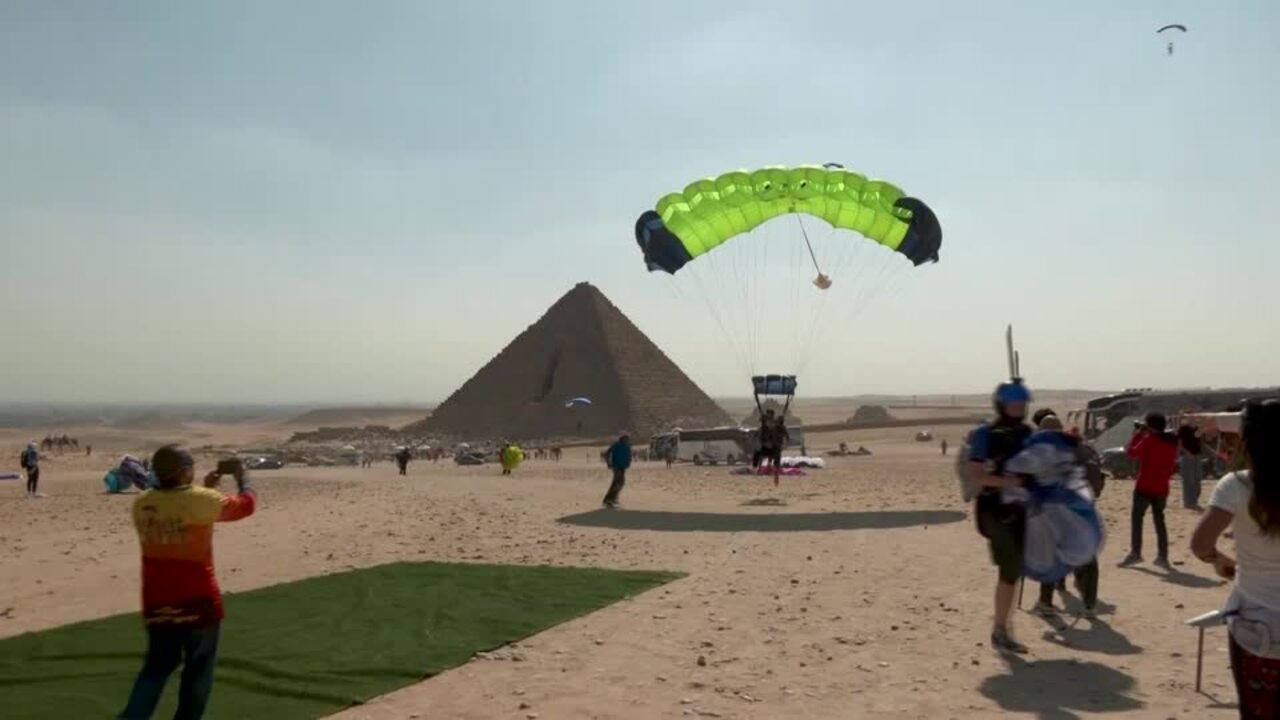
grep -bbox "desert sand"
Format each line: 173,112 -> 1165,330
0,420 -> 1237,719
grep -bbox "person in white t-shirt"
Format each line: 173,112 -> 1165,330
1191,400 -> 1280,720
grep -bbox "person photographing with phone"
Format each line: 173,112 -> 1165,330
1119,412 -> 1179,569
119,446 -> 256,720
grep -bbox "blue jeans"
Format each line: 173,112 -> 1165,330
119,624 -> 220,720
1180,455 -> 1203,507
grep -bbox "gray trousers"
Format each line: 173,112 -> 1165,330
1180,455 -> 1203,507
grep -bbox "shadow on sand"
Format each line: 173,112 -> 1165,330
1123,565 -> 1225,590
557,508 -> 966,533
1036,615 -> 1143,656
980,656 -> 1143,719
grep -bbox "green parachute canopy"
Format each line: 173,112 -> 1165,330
635,164 -> 941,274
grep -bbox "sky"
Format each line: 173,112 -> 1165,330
2,1 -> 1277,404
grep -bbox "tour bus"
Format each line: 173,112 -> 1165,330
1070,387 -> 1280,444
1067,387 -> 1278,479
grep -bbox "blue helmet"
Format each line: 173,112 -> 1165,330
994,381 -> 1032,406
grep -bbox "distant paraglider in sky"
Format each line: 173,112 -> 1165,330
1158,23 -> 1187,56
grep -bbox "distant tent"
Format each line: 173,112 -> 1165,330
849,405 -> 895,425
413,283 -> 731,439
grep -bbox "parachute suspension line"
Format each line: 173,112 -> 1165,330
805,245 -> 913,372
796,215 -> 829,288
725,225 -> 760,374
750,225 -> 766,374
794,223 -> 833,375
789,222 -> 804,371
685,265 -> 752,378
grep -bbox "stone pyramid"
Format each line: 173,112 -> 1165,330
421,282 -> 731,440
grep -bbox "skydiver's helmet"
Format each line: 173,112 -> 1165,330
993,381 -> 1032,420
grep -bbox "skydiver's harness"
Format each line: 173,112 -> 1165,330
970,420 -> 1033,540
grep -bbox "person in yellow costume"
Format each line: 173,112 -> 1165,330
500,441 -> 524,476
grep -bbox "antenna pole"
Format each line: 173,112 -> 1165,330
1005,325 -> 1016,380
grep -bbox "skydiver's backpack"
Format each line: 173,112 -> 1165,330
956,427 -> 980,502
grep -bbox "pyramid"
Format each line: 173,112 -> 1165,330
419,282 -> 731,440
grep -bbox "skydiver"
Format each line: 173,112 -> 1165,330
751,409 -> 774,470
754,410 -> 788,487
965,382 -> 1034,654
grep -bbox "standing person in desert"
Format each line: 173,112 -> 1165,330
499,441 -> 523,476
118,446 -> 256,720
1119,412 -> 1179,569
1178,419 -> 1205,510
394,446 -> 411,476
966,382 -> 1034,653
1191,401 -> 1280,719
602,434 -> 632,509
20,441 -> 41,498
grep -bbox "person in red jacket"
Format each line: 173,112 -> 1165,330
118,445 -> 256,720
1119,412 -> 1179,569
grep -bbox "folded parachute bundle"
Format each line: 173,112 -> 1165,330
104,455 -> 155,493
1021,484 -> 1105,583
1005,431 -> 1106,583
732,466 -> 806,477
780,456 -> 826,469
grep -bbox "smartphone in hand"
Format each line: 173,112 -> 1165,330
215,458 -> 243,476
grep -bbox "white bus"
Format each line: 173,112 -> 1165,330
649,424 -> 806,465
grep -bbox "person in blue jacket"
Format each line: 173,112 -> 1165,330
603,435 -> 632,509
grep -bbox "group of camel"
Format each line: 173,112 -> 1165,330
39,435 -> 88,453
528,446 -> 564,461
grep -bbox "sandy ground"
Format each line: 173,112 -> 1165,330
0,425 -> 1238,719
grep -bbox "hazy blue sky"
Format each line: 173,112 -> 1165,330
2,1 -> 1277,404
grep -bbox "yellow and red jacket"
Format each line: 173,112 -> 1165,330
132,485 -> 255,628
